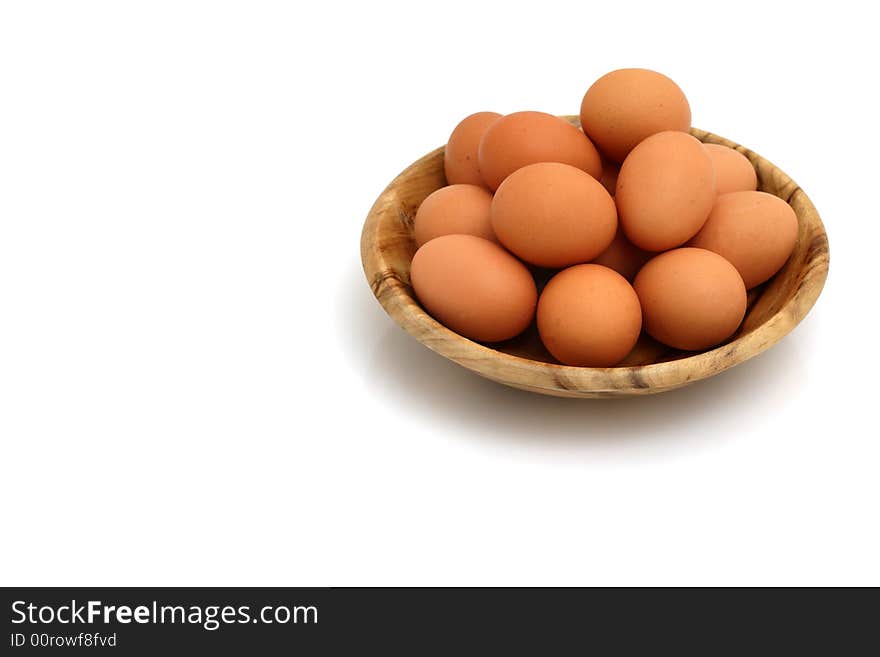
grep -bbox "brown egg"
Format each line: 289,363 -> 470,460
477,111 -> 602,190
599,157 -> 620,196
444,112 -> 502,187
413,184 -> 495,248
410,234 -> 537,342
616,131 -> 716,251
633,248 -> 747,351
537,264 -> 642,367
689,191 -> 799,288
491,162 -> 617,268
590,226 -> 652,281
704,143 -> 758,194
580,68 -> 691,163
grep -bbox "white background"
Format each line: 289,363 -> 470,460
1,1 -> 877,586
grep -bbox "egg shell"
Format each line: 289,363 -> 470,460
537,264 -> 642,367
599,157 -> 620,196
633,247 -> 747,351
616,131 -> 716,251
580,68 -> 691,163
410,234 -> 537,343
704,143 -> 758,195
413,184 -> 495,248
491,162 -> 617,268
689,191 -> 798,289
477,111 -> 602,190
590,226 -> 652,281
444,112 -> 502,187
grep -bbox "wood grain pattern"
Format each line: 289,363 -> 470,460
360,118 -> 830,397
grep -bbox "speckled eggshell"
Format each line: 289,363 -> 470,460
633,247 -> 747,351
616,131 -> 716,251
689,191 -> 799,288
444,112 -> 502,187
477,111 -> 602,190
704,143 -> 758,195
580,68 -> 691,163
537,264 -> 642,367
413,184 -> 496,248
410,234 -> 537,343
491,162 -> 617,268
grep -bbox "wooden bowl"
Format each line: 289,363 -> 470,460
360,119 -> 829,397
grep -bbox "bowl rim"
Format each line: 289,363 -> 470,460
361,124 -> 830,397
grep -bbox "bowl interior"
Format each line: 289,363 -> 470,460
362,120 -> 829,396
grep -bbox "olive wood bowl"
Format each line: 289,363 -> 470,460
360,119 -> 829,397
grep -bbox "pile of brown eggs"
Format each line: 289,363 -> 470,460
410,68 -> 798,367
